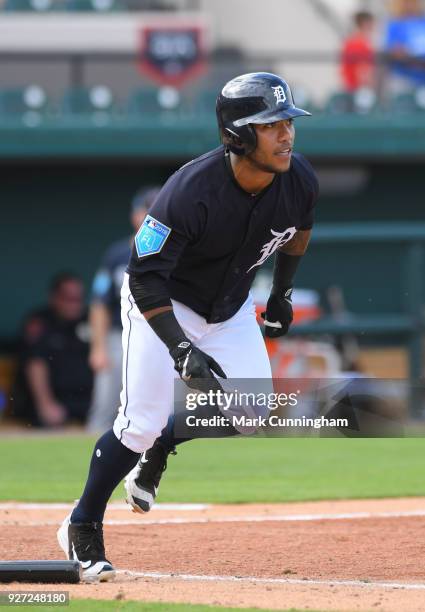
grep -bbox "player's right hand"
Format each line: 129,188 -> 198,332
170,341 -> 227,392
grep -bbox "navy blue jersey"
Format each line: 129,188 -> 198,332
128,146 -> 318,323
91,237 -> 131,329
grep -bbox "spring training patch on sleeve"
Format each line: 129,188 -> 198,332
134,215 -> 171,258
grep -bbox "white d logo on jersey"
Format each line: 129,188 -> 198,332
272,85 -> 286,104
247,227 -> 297,273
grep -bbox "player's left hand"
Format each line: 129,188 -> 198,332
261,287 -> 293,338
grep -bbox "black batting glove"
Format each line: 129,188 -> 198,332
261,287 -> 293,338
169,341 -> 227,392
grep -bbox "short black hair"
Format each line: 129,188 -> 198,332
49,271 -> 81,294
354,11 -> 374,28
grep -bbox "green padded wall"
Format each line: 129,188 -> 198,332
0,161 -> 422,344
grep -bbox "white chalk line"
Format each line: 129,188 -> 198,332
3,509 -> 425,527
117,569 -> 425,591
0,502 -> 209,511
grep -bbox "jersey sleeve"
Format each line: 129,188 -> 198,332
91,267 -> 114,306
296,155 -> 319,231
127,170 -> 207,279
19,312 -> 49,361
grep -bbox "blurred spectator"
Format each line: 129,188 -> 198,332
385,0 -> 425,91
341,11 -> 376,92
86,186 -> 161,433
12,273 -> 93,428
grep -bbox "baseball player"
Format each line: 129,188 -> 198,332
57,72 -> 319,581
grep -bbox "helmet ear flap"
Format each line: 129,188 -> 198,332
243,124 -> 257,154
223,127 -> 245,155
222,125 -> 257,156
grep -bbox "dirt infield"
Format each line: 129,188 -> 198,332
1,498 -> 425,612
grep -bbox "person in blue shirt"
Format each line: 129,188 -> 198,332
87,186 -> 161,433
385,0 -> 425,90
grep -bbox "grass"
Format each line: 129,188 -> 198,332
12,602 -> 328,612
1,437 -> 419,612
0,434 -> 424,503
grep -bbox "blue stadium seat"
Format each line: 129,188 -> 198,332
61,86 -> 116,124
0,85 -> 49,126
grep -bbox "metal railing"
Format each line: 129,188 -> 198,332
0,49 -> 420,104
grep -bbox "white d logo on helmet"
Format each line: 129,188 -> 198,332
272,85 -> 286,105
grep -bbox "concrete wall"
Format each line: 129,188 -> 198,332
199,0 -> 341,103
0,0 -> 364,102
0,0 -> 405,104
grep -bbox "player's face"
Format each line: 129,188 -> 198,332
51,280 -> 84,321
249,119 -> 295,174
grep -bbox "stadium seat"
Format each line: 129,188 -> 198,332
325,92 -> 354,114
325,89 -> 377,115
0,85 -> 49,126
390,92 -> 418,114
292,85 -> 316,114
390,88 -> 425,114
352,88 -> 378,114
4,0 -> 54,10
61,86 -> 116,124
65,0 -> 122,11
415,87 -> 425,111
192,88 -> 218,115
127,86 -> 187,120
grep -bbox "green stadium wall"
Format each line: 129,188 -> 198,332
1,159 -> 421,345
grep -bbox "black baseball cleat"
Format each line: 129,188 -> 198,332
125,440 -> 176,513
57,514 -> 115,582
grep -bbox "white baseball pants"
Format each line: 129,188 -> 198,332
113,273 -> 272,453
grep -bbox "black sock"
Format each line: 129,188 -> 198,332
157,415 -> 185,448
71,429 -> 139,524
159,407 -> 238,448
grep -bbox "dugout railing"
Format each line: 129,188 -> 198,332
289,222 -> 425,415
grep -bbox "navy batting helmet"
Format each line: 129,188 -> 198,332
216,72 -> 311,155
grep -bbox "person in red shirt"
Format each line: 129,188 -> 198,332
341,11 -> 376,92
